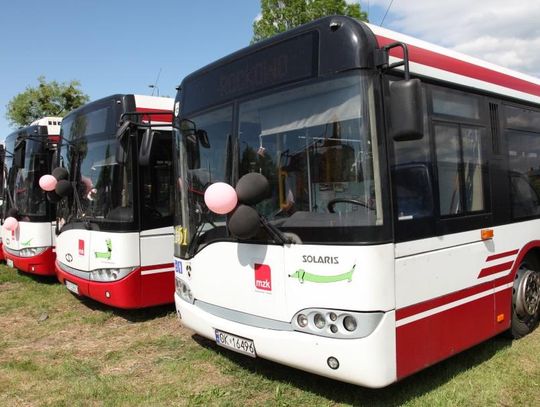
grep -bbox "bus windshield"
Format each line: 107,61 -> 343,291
58,103 -> 134,225
175,73 -> 384,254
13,137 -> 51,218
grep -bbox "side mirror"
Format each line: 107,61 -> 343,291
187,133 -> 200,169
14,139 -> 25,168
139,128 -> 156,166
196,129 -> 210,149
390,79 -> 424,141
115,121 -> 131,165
179,119 -> 201,169
0,145 -> 5,199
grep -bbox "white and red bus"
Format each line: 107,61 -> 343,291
0,144 -> 6,262
1,117 -> 62,275
172,16 -> 540,387
54,94 -> 176,308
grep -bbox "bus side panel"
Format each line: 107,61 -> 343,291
394,229 -> 508,380
140,229 -> 175,306
395,290 -> 495,379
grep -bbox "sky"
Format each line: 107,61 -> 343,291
1,0 -> 539,141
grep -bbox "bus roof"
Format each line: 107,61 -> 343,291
368,23 -> 540,105
29,116 -> 62,137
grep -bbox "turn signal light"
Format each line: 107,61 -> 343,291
497,313 -> 505,323
481,229 -> 494,240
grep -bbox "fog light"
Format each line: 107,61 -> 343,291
314,313 -> 326,329
343,315 -> 357,332
297,314 -> 308,327
105,291 -> 111,298
327,356 -> 339,370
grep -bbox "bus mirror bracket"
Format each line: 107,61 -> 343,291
375,42 -> 424,141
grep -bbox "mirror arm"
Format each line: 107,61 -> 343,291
374,41 -> 410,80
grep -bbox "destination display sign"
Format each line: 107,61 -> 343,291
182,32 -> 318,114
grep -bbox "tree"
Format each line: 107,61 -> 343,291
252,0 -> 368,43
5,76 -> 89,128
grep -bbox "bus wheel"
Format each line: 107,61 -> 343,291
511,263 -> 540,339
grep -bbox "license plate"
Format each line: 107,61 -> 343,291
6,259 -> 13,268
65,280 -> 79,295
215,329 -> 256,357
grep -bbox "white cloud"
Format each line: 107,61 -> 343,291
369,0 -> 540,76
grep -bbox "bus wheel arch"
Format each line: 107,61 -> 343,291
510,251 -> 540,339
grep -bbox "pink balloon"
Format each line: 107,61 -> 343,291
39,174 -> 57,192
3,217 -> 19,231
204,182 -> 238,214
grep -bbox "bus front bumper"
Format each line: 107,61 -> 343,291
56,261 -> 143,309
4,247 -> 56,276
56,261 -> 175,309
175,293 -> 397,388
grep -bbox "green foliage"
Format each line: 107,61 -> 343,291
5,76 -> 89,128
252,0 -> 368,43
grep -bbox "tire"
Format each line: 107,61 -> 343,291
510,262 -> 540,339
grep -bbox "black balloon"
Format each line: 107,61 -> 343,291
6,207 -> 19,219
235,173 -> 270,205
228,205 -> 261,239
47,191 -> 62,203
52,167 -> 69,181
55,180 -> 73,197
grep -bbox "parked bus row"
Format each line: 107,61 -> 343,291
1,16 -> 539,388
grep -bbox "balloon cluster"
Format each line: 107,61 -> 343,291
204,173 -> 270,240
3,207 -> 20,231
38,167 -> 72,203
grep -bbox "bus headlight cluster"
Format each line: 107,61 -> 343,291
292,308 -> 383,339
175,277 -> 194,304
18,246 -> 48,257
89,267 -> 135,282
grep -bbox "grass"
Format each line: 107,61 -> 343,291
0,264 -> 538,406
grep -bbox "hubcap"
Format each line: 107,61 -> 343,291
516,269 -> 540,317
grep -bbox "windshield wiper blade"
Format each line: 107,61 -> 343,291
258,214 -> 292,245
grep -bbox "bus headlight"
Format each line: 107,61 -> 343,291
314,313 -> 326,329
343,315 -> 357,332
89,267 -> 136,282
291,308 -> 384,339
18,246 -> 48,257
175,277 -> 194,304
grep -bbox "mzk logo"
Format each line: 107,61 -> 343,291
94,239 -> 112,260
254,263 -> 272,292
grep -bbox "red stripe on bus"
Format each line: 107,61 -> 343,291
477,261 -> 514,278
376,35 -> 540,97
485,249 -> 519,262
135,107 -> 173,123
140,262 -> 174,271
396,276 -> 509,321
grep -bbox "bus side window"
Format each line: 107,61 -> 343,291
506,127 -> 540,219
510,172 -> 540,218
393,164 -> 433,220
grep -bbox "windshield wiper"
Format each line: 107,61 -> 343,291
258,214 -> 292,245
